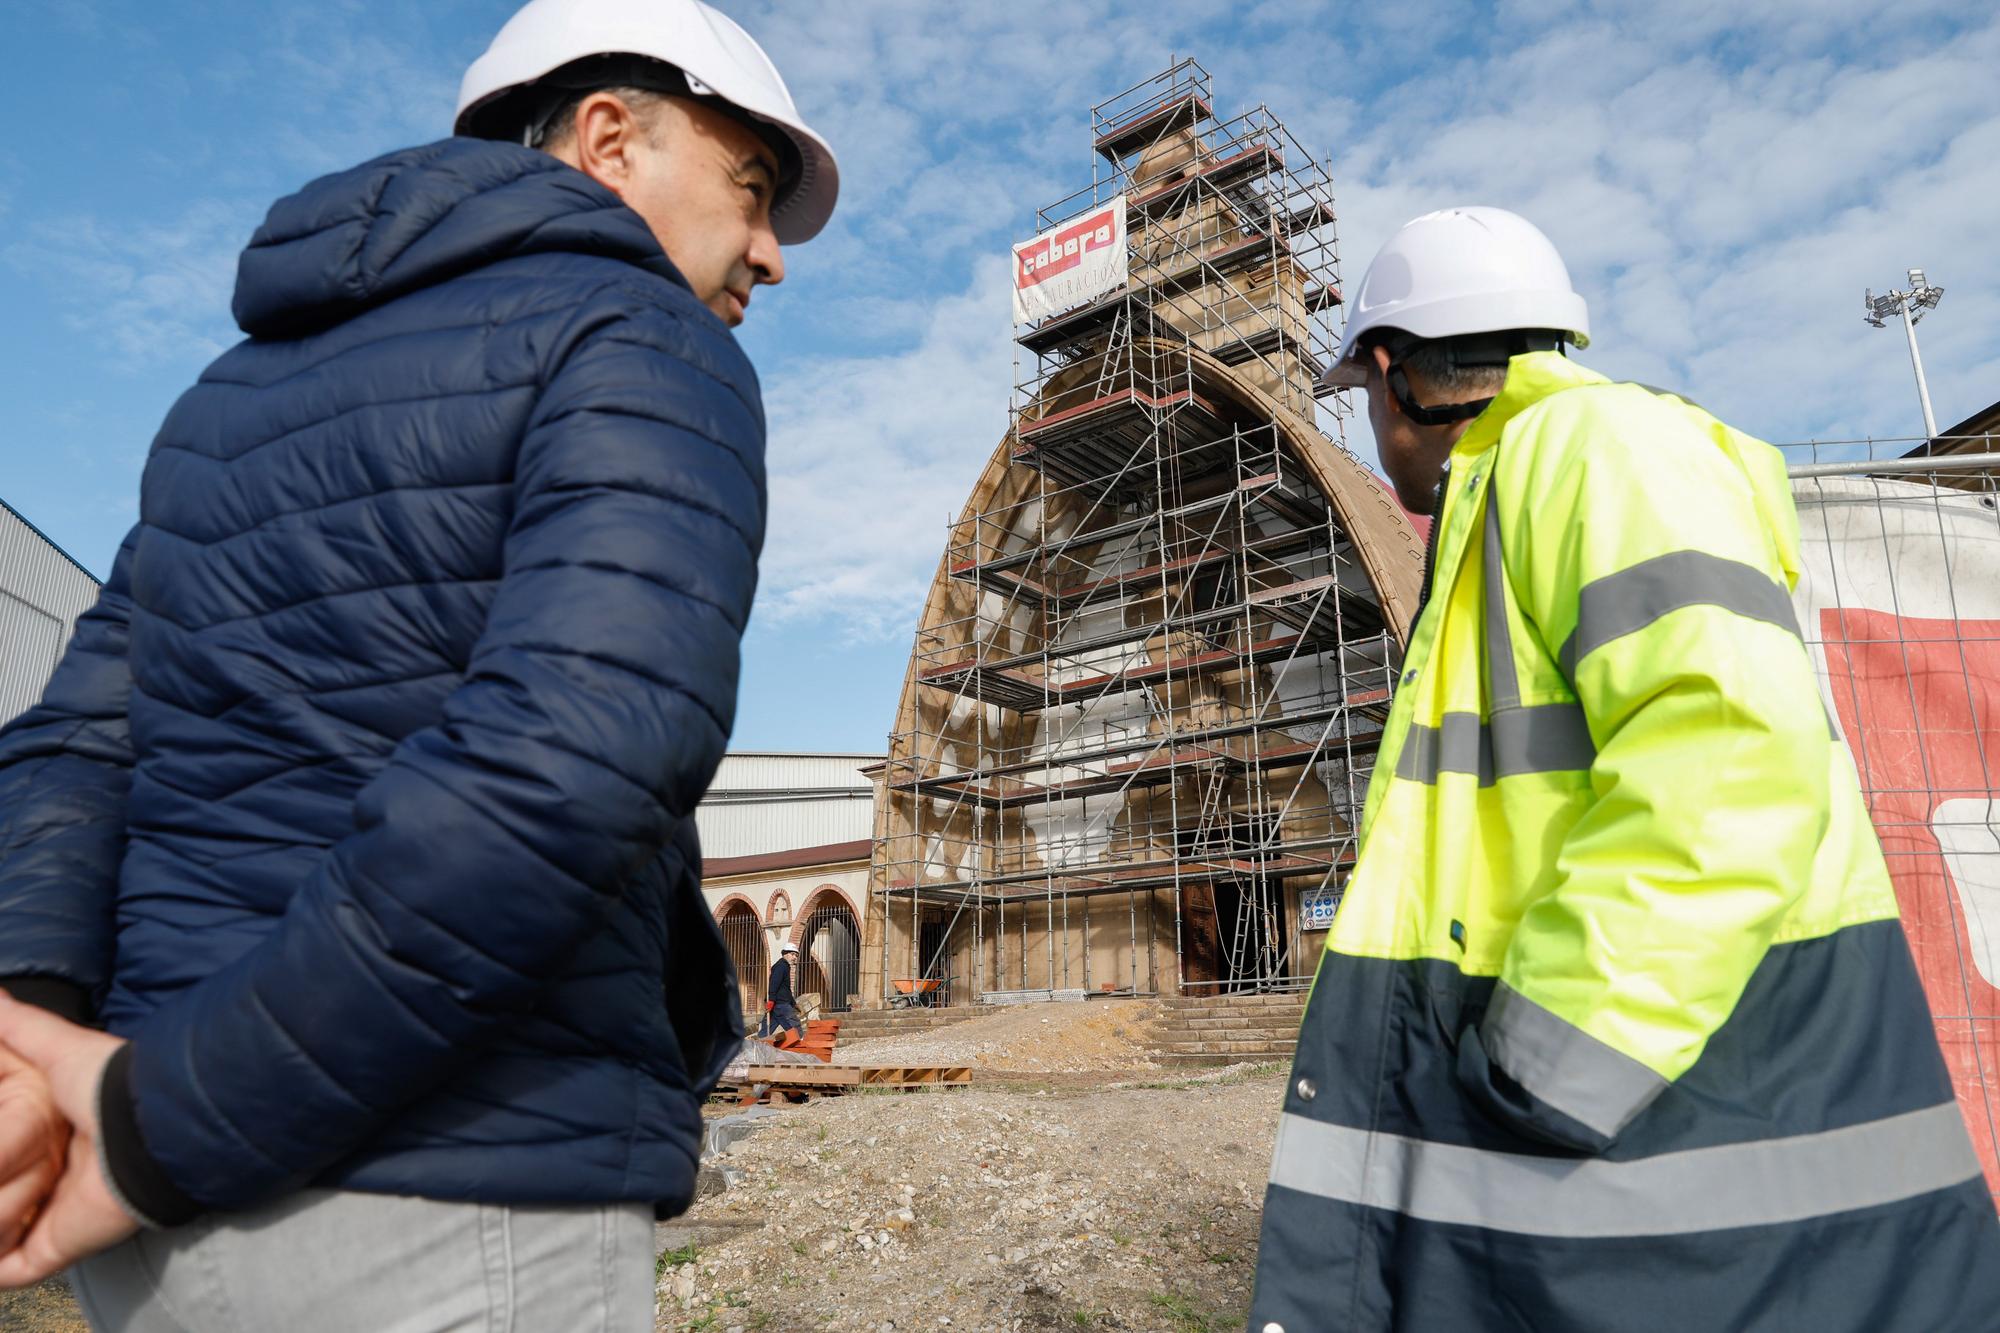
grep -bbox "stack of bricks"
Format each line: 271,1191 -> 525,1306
767,1018 -> 841,1062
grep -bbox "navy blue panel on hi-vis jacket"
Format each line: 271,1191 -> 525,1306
1248,354 -> 2000,1332
0,139 -> 758,1214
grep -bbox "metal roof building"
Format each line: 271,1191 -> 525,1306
693,751 -> 881,860
0,500 -> 102,725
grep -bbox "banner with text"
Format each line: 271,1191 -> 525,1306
1012,196 -> 1128,325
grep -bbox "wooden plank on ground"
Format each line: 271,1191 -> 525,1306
739,1064 -> 863,1086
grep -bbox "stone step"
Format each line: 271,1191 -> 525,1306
1162,1014 -> 1304,1032
1152,1032 -> 1301,1048
1151,1037 -> 1300,1056
832,1009 -> 983,1041
1161,1011 -> 1304,1028
1163,998 -> 1308,1016
1152,1051 -> 1295,1067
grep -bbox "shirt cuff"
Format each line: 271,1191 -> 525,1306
0,977 -> 93,1026
95,1044 -> 203,1230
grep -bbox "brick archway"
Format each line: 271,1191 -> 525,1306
712,892 -> 762,924
714,894 -> 766,1023
791,884 -> 862,1013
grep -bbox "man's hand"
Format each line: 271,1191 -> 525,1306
0,1042 -> 66,1256
0,994 -> 138,1288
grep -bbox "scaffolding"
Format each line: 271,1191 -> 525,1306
867,61 -> 1419,1004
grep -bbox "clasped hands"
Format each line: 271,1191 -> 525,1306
0,993 -> 141,1288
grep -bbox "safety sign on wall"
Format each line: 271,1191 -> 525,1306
1298,885 -> 1341,932
1011,195 -> 1128,326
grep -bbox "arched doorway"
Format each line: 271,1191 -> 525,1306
715,897 -> 765,1025
796,887 -> 861,1014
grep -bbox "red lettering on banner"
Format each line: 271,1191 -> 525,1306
1822,609 -> 2000,1201
1016,207 -> 1120,289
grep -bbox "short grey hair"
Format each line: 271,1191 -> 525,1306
1397,339 -> 1508,402
528,86 -> 668,151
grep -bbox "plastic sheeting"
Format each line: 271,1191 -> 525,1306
1791,474 -> 2000,1203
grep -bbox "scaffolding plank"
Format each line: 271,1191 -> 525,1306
1211,325 -> 1327,383
1127,143 -> 1284,221
1139,234 -> 1290,301
1016,289 -> 1167,358
1094,92 -> 1213,159
884,645 -> 1398,796
1251,573 -> 1339,633
917,627 -> 1352,714
888,841 -> 1360,901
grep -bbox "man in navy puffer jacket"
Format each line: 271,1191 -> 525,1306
0,1 -> 839,1324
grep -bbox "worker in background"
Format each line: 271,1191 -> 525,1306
764,941 -> 803,1042
1249,207 -> 2000,1332
0,0 -> 836,1322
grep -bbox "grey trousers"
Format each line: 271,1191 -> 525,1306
68,1188 -> 656,1333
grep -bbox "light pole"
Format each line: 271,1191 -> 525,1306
1864,268 -> 1945,440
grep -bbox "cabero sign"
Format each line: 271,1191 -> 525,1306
1011,196 -> 1128,325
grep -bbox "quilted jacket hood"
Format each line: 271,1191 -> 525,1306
232,137 -> 681,339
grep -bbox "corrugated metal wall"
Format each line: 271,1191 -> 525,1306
695,752 -> 880,859
0,501 -> 102,725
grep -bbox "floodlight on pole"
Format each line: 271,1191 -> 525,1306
1864,267 -> 1945,440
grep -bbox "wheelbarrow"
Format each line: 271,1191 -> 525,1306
889,976 -> 951,1009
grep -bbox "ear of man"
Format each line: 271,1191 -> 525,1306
547,90 -> 674,196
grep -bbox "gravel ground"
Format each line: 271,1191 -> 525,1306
832,1001 -> 1164,1074
0,1277 -> 86,1331
658,1064 -> 1286,1332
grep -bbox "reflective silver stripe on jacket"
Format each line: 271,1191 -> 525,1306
1393,707 -> 1594,785
1391,485 -> 1598,787
1267,1103 -> 1981,1239
1558,549 -> 1803,680
1482,983 -> 1667,1139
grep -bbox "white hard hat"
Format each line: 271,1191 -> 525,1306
456,0 -> 839,245
1322,207 -> 1589,388
781,942 -> 798,954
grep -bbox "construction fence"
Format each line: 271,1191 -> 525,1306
1785,438 -> 2000,1204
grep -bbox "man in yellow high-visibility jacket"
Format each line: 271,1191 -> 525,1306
1249,207 -> 2000,1333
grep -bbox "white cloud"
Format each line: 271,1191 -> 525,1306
13,0 -> 1994,641
754,259 -> 1019,639
2,199 -> 250,369
720,0 -> 2000,639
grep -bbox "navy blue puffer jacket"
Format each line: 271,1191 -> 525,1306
0,138 -> 757,1214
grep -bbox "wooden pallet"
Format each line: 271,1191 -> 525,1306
714,1064 -> 973,1106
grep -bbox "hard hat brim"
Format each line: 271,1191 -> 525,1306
1319,357 -> 1369,390
763,119 -> 838,246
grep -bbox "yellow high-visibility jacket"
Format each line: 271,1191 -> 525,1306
1250,352 -> 2000,1333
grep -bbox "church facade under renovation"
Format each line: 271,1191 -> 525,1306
860,62 -> 1424,1007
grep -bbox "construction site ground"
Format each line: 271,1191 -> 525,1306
830,998 -> 1164,1074
665,1068 -> 1283,1333
0,1005 -> 1290,1333
661,1000 -> 1286,1333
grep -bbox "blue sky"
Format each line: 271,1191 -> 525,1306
3,0 -> 1996,753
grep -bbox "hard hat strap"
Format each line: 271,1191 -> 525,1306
1378,328 -> 1569,427
1387,362 -> 1493,427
